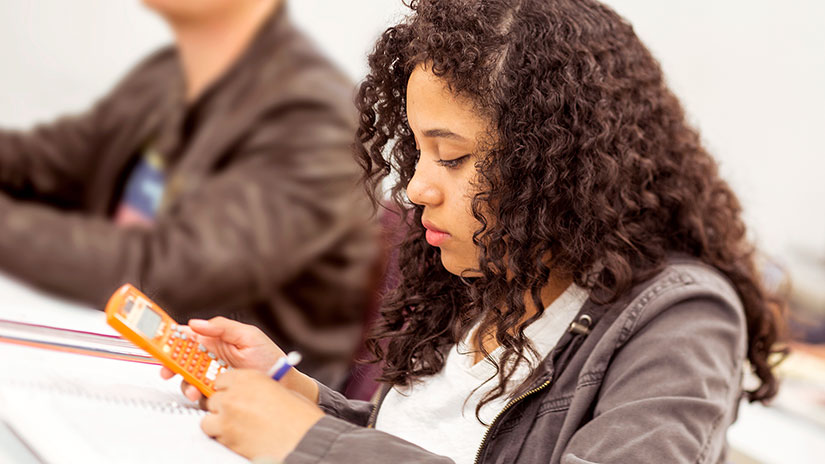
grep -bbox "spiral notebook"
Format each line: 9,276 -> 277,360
0,341 -> 249,464
0,318 -> 156,363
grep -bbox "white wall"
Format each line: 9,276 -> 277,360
0,0 -> 821,257
606,0 -> 825,260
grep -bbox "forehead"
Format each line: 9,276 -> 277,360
405,65 -> 489,141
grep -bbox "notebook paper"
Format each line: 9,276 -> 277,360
0,342 -> 249,464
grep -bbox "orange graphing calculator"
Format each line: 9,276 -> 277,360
104,284 -> 229,397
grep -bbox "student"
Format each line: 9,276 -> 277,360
0,0 -> 378,388
164,0 -> 785,462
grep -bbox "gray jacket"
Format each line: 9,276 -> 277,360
286,260 -> 746,463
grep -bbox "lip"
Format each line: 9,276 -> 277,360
422,220 -> 450,247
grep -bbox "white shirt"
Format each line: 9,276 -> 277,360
375,284 -> 589,464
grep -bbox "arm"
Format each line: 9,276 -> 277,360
0,106 -> 374,320
561,296 -> 747,463
285,416 -> 454,464
171,319 -> 453,463
0,102 -> 107,204
204,370 -> 454,463
0,49 -> 170,203
315,380 -> 374,426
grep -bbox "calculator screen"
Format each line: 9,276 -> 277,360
135,307 -> 163,337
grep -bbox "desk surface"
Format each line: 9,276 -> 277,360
728,398 -> 825,464
0,272 -> 115,335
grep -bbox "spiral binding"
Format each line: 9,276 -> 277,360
0,377 -> 204,415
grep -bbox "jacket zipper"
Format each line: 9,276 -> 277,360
366,384 -> 389,428
472,378 -> 552,464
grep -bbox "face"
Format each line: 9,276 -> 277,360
405,65 -> 491,276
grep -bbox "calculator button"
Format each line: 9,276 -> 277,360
205,361 -> 219,381
198,344 -> 207,352
208,352 -> 216,359
218,360 -> 227,367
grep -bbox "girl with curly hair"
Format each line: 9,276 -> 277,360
162,0 -> 786,462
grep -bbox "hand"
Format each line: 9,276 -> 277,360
159,317 -> 319,404
160,317 -> 283,402
202,369 -> 324,461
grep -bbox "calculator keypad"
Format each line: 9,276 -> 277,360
166,327 -> 228,388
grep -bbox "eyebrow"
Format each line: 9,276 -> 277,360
422,128 -> 468,141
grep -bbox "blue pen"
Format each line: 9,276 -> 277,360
267,351 -> 302,381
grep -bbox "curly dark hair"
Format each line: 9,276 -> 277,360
356,0 -> 785,412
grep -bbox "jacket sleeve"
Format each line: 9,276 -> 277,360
285,416 -> 455,464
0,104 -> 374,321
315,381 -> 374,426
0,103 -> 108,205
560,295 -> 747,464
283,382 -> 454,463
0,49 -> 169,204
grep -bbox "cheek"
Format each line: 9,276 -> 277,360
444,199 -> 482,268
457,180 -> 483,238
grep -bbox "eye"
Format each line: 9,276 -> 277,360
436,154 -> 471,169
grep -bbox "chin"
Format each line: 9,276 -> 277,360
141,0 -> 210,19
439,253 -> 479,277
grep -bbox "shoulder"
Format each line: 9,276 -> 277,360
554,262 -> 749,464
69,45 -> 178,131
578,258 -> 749,379
243,12 -> 356,127
612,259 -> 745,347
109,46 -> 179,96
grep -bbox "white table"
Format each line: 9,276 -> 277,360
728,398 -> 825,463
0,272 -> 115,335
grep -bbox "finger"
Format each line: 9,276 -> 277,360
212,367 -> 248,390
213,369 -> 234,391
205,392 -> 222,413
183,382 -> 203,403
179,379 -> 202,402
188,317 -> 247,345
200,412 -> 221,438
179,325 -> 197,339
160,366 -> 175,380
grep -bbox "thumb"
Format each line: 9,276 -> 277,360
188,317 -> 247,345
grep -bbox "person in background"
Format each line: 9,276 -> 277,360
0,0 -> 378,389
163,0 -> 787,462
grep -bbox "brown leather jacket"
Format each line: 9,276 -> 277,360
0,7 -> 379,388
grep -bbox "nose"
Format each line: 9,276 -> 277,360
407,159 -> 443,207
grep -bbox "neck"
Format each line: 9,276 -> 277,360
473,275 -> 573,363
166,0 -> 280,102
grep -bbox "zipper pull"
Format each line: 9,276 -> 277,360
568,314 -> 592,335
